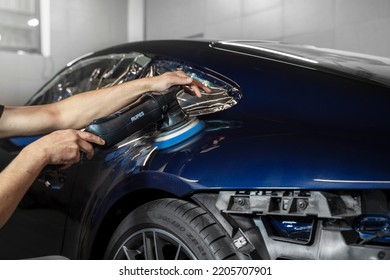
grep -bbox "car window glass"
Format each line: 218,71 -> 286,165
27,53 -> 151,105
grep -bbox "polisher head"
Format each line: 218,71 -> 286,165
154,117 -> 205,150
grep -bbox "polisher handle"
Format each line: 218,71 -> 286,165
85,86 -> 180,147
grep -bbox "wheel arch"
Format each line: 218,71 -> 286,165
77,170 -> 204,259
89,188 -> 178,259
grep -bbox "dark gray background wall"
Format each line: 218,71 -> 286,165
2,0 -> 390,105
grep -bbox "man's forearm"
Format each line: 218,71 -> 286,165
0,78 -> 151,138
0,145 -> 47,228
0,71 -> 200,138
54,77 -> 152,130
52,71 -> 198,130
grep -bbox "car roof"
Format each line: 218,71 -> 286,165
212,40 -> 390,88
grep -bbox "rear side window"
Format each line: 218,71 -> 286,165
27,52 -> 151,105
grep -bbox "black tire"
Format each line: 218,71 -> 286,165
104,198 -> 239,260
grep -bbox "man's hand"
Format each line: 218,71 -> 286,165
27,129 -> 105,169
148,70 -> 212,97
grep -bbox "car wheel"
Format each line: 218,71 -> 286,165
104,198 -> 239,260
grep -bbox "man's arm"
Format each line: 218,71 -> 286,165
0,143 -> 48,228
0,129 -> 104,228
0,71 -> 209,138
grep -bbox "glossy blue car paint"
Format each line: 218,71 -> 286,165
148,119 -> 390,190
1,40 -> 390,259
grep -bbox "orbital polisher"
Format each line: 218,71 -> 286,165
85,85 -> 205,149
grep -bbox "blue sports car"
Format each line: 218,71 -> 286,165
1,40 -> 390,260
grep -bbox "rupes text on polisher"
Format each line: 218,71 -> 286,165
130,111 -> 145,122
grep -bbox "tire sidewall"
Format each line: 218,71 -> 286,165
105,199 -> 218,259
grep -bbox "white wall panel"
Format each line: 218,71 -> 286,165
242,0 -> 283,15
283,0 -> 335,36
145,0 -> 205,39
205,18 -> 241,40
335,0 -> 390,25
128,0 -> 144,42
145,0 -> 390,59
204,0 -> 241,24
242,7 -> 283,40
0,0 -> 128,105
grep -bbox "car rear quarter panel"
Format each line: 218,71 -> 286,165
124,40 -> 390,190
